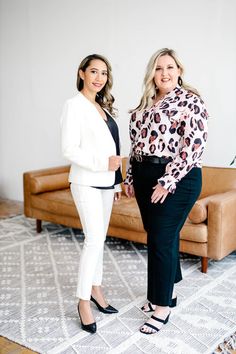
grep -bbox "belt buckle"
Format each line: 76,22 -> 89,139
135,154 -> 142,162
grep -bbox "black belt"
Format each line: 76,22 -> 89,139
132,154 -> 172,164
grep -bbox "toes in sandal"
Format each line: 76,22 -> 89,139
140,313 -> 170,335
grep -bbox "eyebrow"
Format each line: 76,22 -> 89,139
156,64 -> 174,67
89,67 -> 107,72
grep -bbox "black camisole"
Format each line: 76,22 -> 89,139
92,111 -> 123,189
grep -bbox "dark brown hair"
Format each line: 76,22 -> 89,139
77,54 -> 116,115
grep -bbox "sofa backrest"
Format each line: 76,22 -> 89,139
200,166 -> 236,198
121,158 -> 236,199
121,158 -> 128,192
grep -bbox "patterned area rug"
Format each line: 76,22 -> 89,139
0,216 -> 236,354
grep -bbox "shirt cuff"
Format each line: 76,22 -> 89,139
158,175 -> 177,193
114,184 -> 122,192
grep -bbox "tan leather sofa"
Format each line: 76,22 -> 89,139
23,159 -> 236,273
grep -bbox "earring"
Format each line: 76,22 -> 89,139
178,77 -> 183,86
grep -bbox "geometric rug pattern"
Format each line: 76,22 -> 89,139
0,215 -> 236,354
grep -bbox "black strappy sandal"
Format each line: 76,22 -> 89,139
141,302 -> 156,312
140,312 -> 170,335
141,297 -> 177,313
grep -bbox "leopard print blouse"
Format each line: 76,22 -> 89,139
124,86 -> 209,193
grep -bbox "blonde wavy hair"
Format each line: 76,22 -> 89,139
77,54 -> 116,116
131,48 -> 199,113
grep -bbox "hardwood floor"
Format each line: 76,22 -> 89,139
0,198 -> 38,354
0,198 -> 23,219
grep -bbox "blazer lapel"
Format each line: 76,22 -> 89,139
78,93 -> 115,144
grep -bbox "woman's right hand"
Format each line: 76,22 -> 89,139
108,155 -> 122,171
124,184 -> 135,198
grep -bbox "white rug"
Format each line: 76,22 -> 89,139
0,215 -> 236,354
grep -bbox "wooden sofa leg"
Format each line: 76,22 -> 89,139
201,257 -> 208,273
36,219 -> 42,233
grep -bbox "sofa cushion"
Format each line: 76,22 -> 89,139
31,173 -> 69,194
110,196 -> 144,232
31,189 -> 78,217
180,219 -> 207,242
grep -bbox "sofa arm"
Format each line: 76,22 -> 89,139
207,190 -> 236,260
30,173 -> 70,194
23,165 -> 70,217
189,191 -> 234,224
188,196 -> 209,223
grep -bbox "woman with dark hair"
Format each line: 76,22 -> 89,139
124,48 -> 208,334
61,54 -> 122,334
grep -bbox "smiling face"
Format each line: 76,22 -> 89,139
79,59 -> 108,95
154,54 -> 181,95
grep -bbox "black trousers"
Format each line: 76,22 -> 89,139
132,160 -> 202,306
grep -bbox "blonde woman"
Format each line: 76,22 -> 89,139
61,54 -> 122,334
124,48 -> 208,334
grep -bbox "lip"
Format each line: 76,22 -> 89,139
93,83 -> 103,87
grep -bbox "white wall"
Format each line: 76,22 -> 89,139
0,0 -> 236,201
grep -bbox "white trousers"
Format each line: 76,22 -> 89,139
70,183 -> 114,300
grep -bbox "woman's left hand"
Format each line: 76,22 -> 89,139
151,183 -> 169,204
114,192 -> 121,202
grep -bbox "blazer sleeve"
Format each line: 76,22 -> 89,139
61,100 -> 109,172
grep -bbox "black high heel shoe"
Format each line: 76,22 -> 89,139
141,297 -> 177,313
77,303 -> 96,334
91,296 -> 118,314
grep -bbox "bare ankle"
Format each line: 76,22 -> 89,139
154,306 -> 170,316
79,300 -> 91,314
91,286 -> 107,306
78,299 -> 94,324
79,299 -> 90,306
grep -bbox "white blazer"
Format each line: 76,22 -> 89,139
61,92 -> 120,189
